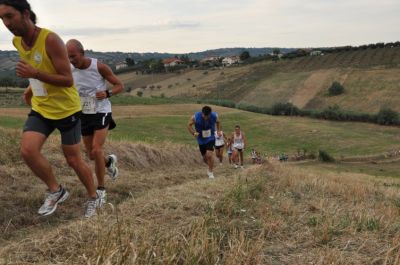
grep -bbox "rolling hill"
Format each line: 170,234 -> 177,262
122,46 -> 400,113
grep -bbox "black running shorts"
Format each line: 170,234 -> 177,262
80,112 -> 116,136
23,110 -> 81,145
199,140 -> 215,156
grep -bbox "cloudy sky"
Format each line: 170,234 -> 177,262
0,0 -> 399,53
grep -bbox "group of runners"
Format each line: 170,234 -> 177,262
0,0 -> 252,218
187,106 -> 247,179
0,0 -> 122,218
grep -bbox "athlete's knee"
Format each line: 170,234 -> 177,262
90,145 -> 103,158
20,143 -> 38,161
65,154 -> 81,169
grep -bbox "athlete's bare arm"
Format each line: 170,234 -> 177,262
187,116 -> 199,137
16,32 -> 73,87
97,62 -> 124,99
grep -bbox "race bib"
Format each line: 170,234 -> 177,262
29,78 -> 47,97
81,96 -> 97,114
202,129 -> 212,138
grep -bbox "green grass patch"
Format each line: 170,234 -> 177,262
0,116 -> 24,129
108,110 -> 400,158
110,94 -> 191,105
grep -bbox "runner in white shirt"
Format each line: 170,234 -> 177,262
231,125 -> 247,169
214,130 -> 227,165
66,39 -> 123,207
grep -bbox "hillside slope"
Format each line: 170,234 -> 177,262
127,47 -> 400,113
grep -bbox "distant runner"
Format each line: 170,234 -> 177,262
0,0 -> 98,217
187,106 -> 221,179
214,130 -> 227,165
231,125 -> 247,169
226,137 -> 233,164
66,39 -> 123,207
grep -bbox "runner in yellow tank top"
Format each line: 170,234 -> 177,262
0,0 -> 98,218
13,27 -> 81,119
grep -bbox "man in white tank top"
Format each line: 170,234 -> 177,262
231,124 -> 247,168
214,130 -> 227,165
66,39 -> 124,207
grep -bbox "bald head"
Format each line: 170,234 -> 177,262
66,39 -> 88,69
66,39 -> 84,54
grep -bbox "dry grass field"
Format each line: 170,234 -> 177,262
2,102 -> 400,264
2,126 -> 400,264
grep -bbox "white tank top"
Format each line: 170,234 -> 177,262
215,131 -> 225,147
72,58 -> 111,113
233,132 -> 244,149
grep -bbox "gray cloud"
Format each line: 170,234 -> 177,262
56,21 -> 201,37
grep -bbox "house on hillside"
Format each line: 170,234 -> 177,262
162,58 -> 185,67
310,50 -> 323,56
200,56 -> 221,66
222,56 -> 241,66
115,61 -> 128,70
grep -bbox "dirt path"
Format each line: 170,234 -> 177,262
290,69 -> 337,108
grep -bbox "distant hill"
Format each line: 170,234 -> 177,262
0,47 -> 294,72
120,46 -> 400,114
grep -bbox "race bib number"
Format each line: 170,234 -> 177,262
29,78 -> 47,97
81,97 -> 97,114
202,129 -> 212,138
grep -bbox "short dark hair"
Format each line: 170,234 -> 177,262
0,0 -> 37,24
202,106 -> 212,116
235,125 -> 240,129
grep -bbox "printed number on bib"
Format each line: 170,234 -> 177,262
81,97 -> 97,114
202,129 -> 212,138
29,78 -> 48,97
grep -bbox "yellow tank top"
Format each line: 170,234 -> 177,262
13,28 -> 81,120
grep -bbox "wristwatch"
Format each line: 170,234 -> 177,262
106,90 -> 113,98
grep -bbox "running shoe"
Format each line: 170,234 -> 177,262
96,189 -> 107,208
84,197 -> 98,218
38,186 -> 69,216
106,154 -> 119,180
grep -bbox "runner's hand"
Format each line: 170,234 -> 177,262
16,60 -> 36,78
22,87 -> 32,106
95,91 -> 107,100
193,132 -> 199,137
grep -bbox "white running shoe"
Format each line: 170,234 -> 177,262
38,186 -> 69,216
219,162 -> 223,166
106,154 -> 119,180
84,198 -> 98,218
207,170 -> 215,179
234,164 -> 238,169
240,165 -> 244,169
96,189 -> 107,208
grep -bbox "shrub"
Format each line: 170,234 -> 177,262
136,91 -> 143,97
156,85 -> 162,89
377,108 -> 399,125
318,150 -> 335,162
168,84 -> 173,88
328,81 -> 344,96
271,102 -> 300,116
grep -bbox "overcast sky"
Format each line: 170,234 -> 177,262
0,0 -> 399,53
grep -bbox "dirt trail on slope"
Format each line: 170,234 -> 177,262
290,70 -> 337,108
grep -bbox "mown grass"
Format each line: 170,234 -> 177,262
299,160 -> 400,179
3,106 -> 400,159
0,116 -> 24,129
107,110 -> 400,158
